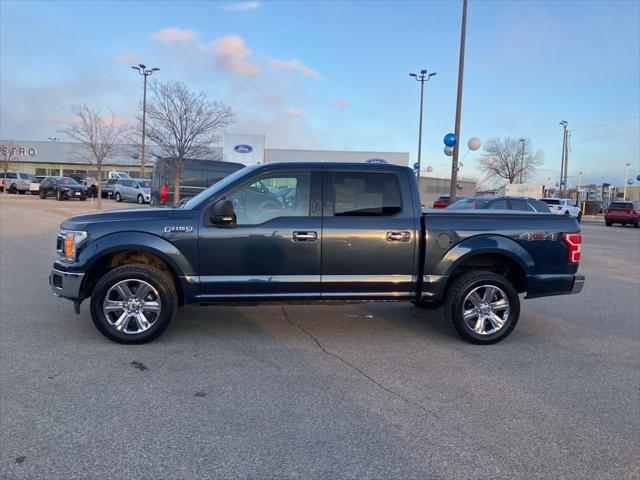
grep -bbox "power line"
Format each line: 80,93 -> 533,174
570,129 -> 639,145
571,116 -> 640,132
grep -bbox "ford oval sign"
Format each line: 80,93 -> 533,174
366,158 -> 387,164
234,144 -> 253,154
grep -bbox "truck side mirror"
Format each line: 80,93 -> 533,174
210,200 -> 235,226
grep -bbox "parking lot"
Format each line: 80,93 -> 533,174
1,195 -> 638,479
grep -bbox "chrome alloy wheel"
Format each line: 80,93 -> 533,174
462,284 -> 510,335
102,279 -> 161,334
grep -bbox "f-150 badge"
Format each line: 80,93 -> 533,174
164,226 -> 194,233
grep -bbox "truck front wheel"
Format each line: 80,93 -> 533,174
444,271 -> 520,345
89,264 -> 177,344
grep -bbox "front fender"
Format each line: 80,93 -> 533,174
77,231 -> 196,278
435,234 -> 535,277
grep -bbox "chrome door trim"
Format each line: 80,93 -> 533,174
191,275 -> 320,284
322,274 -> 413,283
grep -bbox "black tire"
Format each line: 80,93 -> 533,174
411,299 -> 443,310
137,194 -> 144,204
90,264 -> 177,344
605,222 -> 612,227
444,271 -> 520,345
634,222 -> 639,229
8,184 -> 17,194
80,195 -> 87,201
577,212 -> 582,222
56,190 -> 63,201
39,190 -> 46,199
18,190 -> 26,195
114,192 -> 121,202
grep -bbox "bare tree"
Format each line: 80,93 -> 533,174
61,105 -> 130,209
144,80 -> 235,203
0,142 -> 19,195
477,137 -> 544,185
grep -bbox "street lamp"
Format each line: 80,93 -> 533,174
409,69 -> 436,184
131,64 -> 160,177
623,162 -> 631,200
518,138 -> 526,183
559,120 -> 568,196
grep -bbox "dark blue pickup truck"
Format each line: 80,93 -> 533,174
50,163 -> 584,345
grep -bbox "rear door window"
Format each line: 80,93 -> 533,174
488,199 -> 508,209
510,199 -> 534,211
326,172 -> 401,216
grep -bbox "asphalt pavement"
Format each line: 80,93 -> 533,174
1,196 -> 639,479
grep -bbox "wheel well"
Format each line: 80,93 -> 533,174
81,250 -> 184,305
446,253 -> 528,294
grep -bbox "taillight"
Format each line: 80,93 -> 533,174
562,233 -> 581,263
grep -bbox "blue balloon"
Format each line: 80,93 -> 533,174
413,162 -> 420,170
444,133 -> 457,147
637,174 -> 640,182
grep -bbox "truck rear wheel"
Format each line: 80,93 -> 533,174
444,271 -> 520,345
90,264 -> 177,344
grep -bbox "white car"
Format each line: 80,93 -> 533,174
541,198 -> 582,221
29,175 -> 47,194
0,172 -> 33,194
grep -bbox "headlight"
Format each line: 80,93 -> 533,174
59,229 -> 88,262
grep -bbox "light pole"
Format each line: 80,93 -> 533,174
449,0 -> 468,203
131,64 -> 159,177
409,69 -> 436,185
559,120 -> 568,196
518,138 -> 526,183
623,162 -> 631,200
577,171 -> 583,204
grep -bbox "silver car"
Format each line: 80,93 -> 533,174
113,178 -> 151,204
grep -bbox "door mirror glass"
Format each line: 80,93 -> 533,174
210,200 -> 236,226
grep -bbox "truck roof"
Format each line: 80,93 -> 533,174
249,162 -> 413,172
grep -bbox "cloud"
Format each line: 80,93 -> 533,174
221,1 -> 261,11
201,35 -> 262,77
150,28 -> 197,44
114,52 -> 141,64
269,58 -> 323,80
282,107 -> 306,118
329,99 -> 349,111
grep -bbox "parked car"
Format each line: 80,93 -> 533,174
151,158 -> 245,204
604,201 -> 640,227
113,178 -> 152,204
432,195 -> 466,208
448,196 -> 551,212
29,175 -> 47,195
39,176 -> 87,201
0,172 -> 33,194
68,173 -> 99,198
49,162 -> 584,346
541,198 -> 582,221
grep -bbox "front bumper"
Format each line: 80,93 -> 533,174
49,267 -> 84,300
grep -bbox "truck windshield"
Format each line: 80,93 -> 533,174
181,166 -> 253,209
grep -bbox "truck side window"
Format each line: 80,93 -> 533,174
226,173 -> 310,225
328,172 -> 401,216
488,199 -> 508,209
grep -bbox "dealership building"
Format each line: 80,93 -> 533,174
2,134 -> 475,204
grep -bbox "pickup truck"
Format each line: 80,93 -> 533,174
49,163 -> 584,345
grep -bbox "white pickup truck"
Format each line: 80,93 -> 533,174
541,198 -> 582,221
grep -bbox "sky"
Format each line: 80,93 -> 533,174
1,0 -> 639,186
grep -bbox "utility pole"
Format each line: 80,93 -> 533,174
519,138 -> 526,183
409,70 -> 436,185
623,162 -> 631,200
559,121 -> 568,196
131,64 -> 160,177
449,0 -> 468,204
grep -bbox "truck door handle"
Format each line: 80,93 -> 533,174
386,231 -> 411,242
292,231 -> 317,242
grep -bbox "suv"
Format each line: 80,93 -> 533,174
39,176 -> 88,201
540,198 -> 582,221
0,172 -> 33,194
604,201 -> 640,227
113,179 -> 151,204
